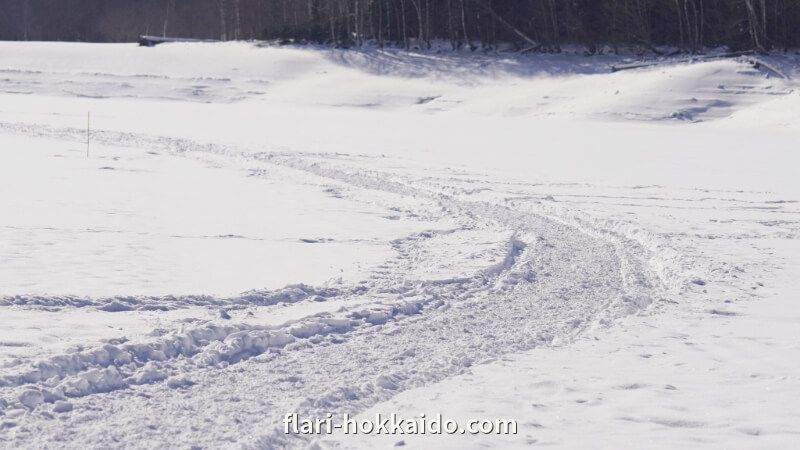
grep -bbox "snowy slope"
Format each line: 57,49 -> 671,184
0,42 -> 798,449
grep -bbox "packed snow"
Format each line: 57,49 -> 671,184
0,42 -> 798,449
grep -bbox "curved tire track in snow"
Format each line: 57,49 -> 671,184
0,123 -> 691,449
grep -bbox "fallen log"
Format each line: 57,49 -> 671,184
745,57 -> 789,79
611,50 -> 755,73
138,35 -> 219,47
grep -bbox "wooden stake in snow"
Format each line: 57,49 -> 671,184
86,112 -> 90,158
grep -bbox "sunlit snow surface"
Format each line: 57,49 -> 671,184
0,42 -> 799,448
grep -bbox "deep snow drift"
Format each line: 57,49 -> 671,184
0,42 -> 798,449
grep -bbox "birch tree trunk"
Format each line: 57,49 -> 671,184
744,0 -> 766,51
233,0 -> 242,40
23,0 -> 30,41
400,0 -> 409,49
219,0 -> 228,40
327,0 -> 336,44
355,0 -> 361,46
410,0 -> 424,44
162,0 -> 170,37
460,0 -> 474,50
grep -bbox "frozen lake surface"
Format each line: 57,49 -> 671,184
0,42 -> 798,449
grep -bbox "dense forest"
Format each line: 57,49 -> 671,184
1,0 -> 799,52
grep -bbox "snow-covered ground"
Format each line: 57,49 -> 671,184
0,42 -> 798,449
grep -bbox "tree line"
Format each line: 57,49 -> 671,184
1,0 -> 799,52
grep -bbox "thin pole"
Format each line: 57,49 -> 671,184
86,112 -> 90,158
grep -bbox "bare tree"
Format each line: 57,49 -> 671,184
162,0 -> 174,37
233,0 -> 242,39
744,0 -> 766,51
5,0 -> 800,51
475,0 -> 539,49
400,0 -> 409,48
328,0 -> 337,44
460,0 -> 474,50
23,0 -> 30,40
219,0 -> 228,40
409,0 -> 424,45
